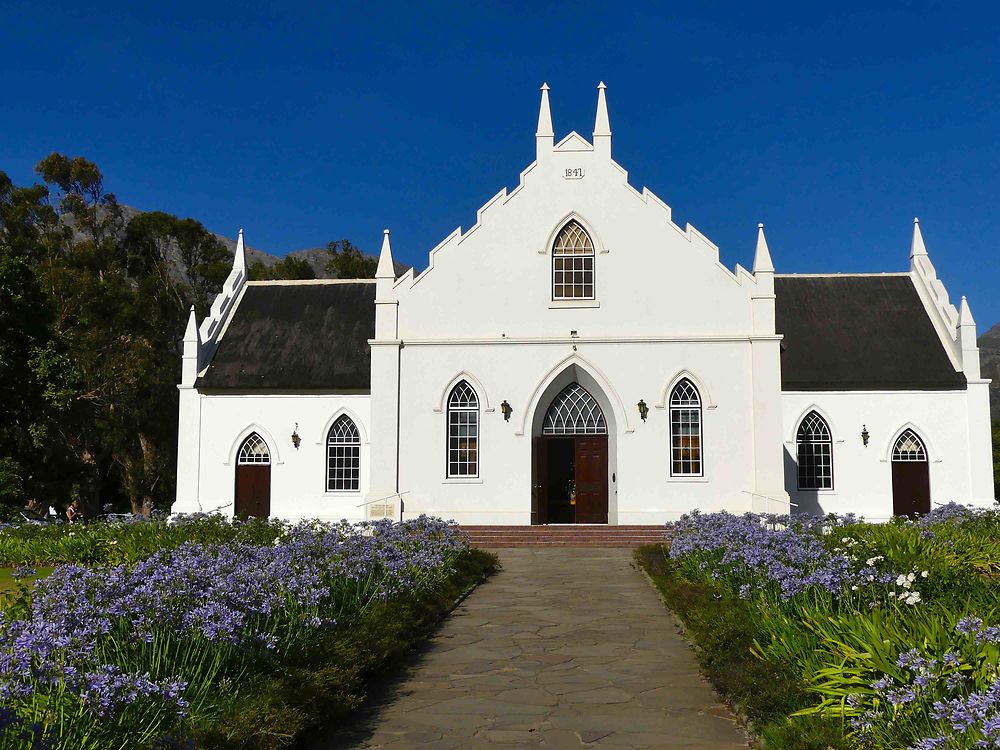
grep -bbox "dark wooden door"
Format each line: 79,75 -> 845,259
531,438 -> 547,525
574,437 -> 608,524
235,465 -> 271,519
892,462 -> 930,516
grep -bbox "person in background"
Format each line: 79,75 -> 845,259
66,499 -> 82,524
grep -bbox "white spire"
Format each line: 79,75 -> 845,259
753,223 -> 775,274
376,229 -> 395,280
233,228 -> 247,272
183,305 -> 200,344
536,83 -> 554,138
593,81 -> 611,138
960,296 -> 976,327
910,217 -> 928,259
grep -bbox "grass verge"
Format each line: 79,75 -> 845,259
635,544 -> 848,750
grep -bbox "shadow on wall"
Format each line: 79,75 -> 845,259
783,446 -> 821,516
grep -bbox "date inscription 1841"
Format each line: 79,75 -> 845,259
563,167 -> 585,180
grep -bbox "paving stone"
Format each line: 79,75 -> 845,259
310,548 -> 748,749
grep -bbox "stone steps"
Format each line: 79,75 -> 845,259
459,525 -> 671,548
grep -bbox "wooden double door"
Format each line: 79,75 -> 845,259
235,464 -> 271,519
531,436 -> 609,524
891,461 -> 930,517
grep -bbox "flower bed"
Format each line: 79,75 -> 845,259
0,516 -> 497,750
637,504 -> 1000,750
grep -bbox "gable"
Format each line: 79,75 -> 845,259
775,275 -> 966,391
198,282 -> 375,391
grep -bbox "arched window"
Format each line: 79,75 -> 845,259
327,415 -> 361,491
543,383 -> 607,435
552,220 -> 595,300
669,379 -> 702,476
237,433 -> 270,464
892,429 -> 927,462
447,381 -> 479,477
796,411 -> 833,490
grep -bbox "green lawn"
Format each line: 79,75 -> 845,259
0,565 -> 53,596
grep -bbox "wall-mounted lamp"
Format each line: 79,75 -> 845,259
861,425 -> 870,447
500,400 -> 513,422
638,399 -> 649,422
291,423 -> 301,450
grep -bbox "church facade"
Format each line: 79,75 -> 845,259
172,84 -> 994,525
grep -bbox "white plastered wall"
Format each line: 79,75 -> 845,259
781,390 -> 994,522
173,392 -> 372,522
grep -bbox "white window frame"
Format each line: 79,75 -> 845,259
326,415 -> 361,492
551,220 -> 596,301
447,381 -> 480,478
796,411 -> 834,490
669,379 -> 703,477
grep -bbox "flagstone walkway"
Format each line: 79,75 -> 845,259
318,548 -> 748,749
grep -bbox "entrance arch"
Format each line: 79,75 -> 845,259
235,432 -> 271,518
891,428 -> 930,516
531,373 -> 615,525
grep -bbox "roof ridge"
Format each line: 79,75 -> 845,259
246,279 -> 377,286
775,272 -> 910,278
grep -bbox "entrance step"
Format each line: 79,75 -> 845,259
459,525 -> 671,548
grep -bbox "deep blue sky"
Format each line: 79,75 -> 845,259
3,2 -> 998,327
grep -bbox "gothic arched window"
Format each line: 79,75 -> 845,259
447,381 -> 479,477
326,415 -> 361,491
552,220 -> 595,300
796,411 -> 833,490
237,433 -> 270,464
892,429 -> 927,462
669,379 -> 702,476
542,383 -> 607,435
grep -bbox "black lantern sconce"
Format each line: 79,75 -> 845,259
500,400 -> 513,422
638,399 -> 649,422
291,423 -> 301,450
861,425 -> 870,447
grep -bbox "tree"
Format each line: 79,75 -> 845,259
250,255 -> 316,281
326,239 -> 376,278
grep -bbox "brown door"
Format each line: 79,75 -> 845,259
574,437 -> 608,524
892,462 -> 930,516
235,464 -> 271,518
531,437 -> 548,525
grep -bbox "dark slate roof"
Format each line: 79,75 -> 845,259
775,275 -> 966,391
198,282 -> 375,391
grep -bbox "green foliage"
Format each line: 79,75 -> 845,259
249,255 -> 316,281
636,545 -> 849,749
197,548 -> 498,749
641,511 -> 1000,749
326,238 -> 376,278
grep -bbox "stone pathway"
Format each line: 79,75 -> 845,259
317,548 -> 748,749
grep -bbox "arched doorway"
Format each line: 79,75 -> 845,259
532,383 -> 609,524
891,429 -> 930,516
235,432 -> 271,518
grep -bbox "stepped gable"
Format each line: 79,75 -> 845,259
197,281 -> 375,391
775,275 -> 967,392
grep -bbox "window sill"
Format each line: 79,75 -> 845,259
323,491 -> 362,497
793,489 -> 838,495
548,300 -> 600,309
443,478 -> 483,485
666,476 -> 709,483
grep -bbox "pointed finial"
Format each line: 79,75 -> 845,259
753,223 -> 774,274
910,217 -> 928,259
536,82 -> 554,138
376,228 -> 395,280
183,305 -> 200,343
233,228 -> 247,271
593,81 -> 611,138
960,295 -> 976,326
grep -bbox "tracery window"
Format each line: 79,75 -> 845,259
892,429 -> 927,462
327,415 -> 361,491
796,411 -> 833,490
669,379 -> 702,476
552,220 -> 595,300
542,383 -> 607,435
447,381 -> 479,477
237,433 -> 270,464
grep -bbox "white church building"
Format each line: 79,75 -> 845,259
172,83 -> 994,525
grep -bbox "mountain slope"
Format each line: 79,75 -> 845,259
978,322 -> 1000,421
